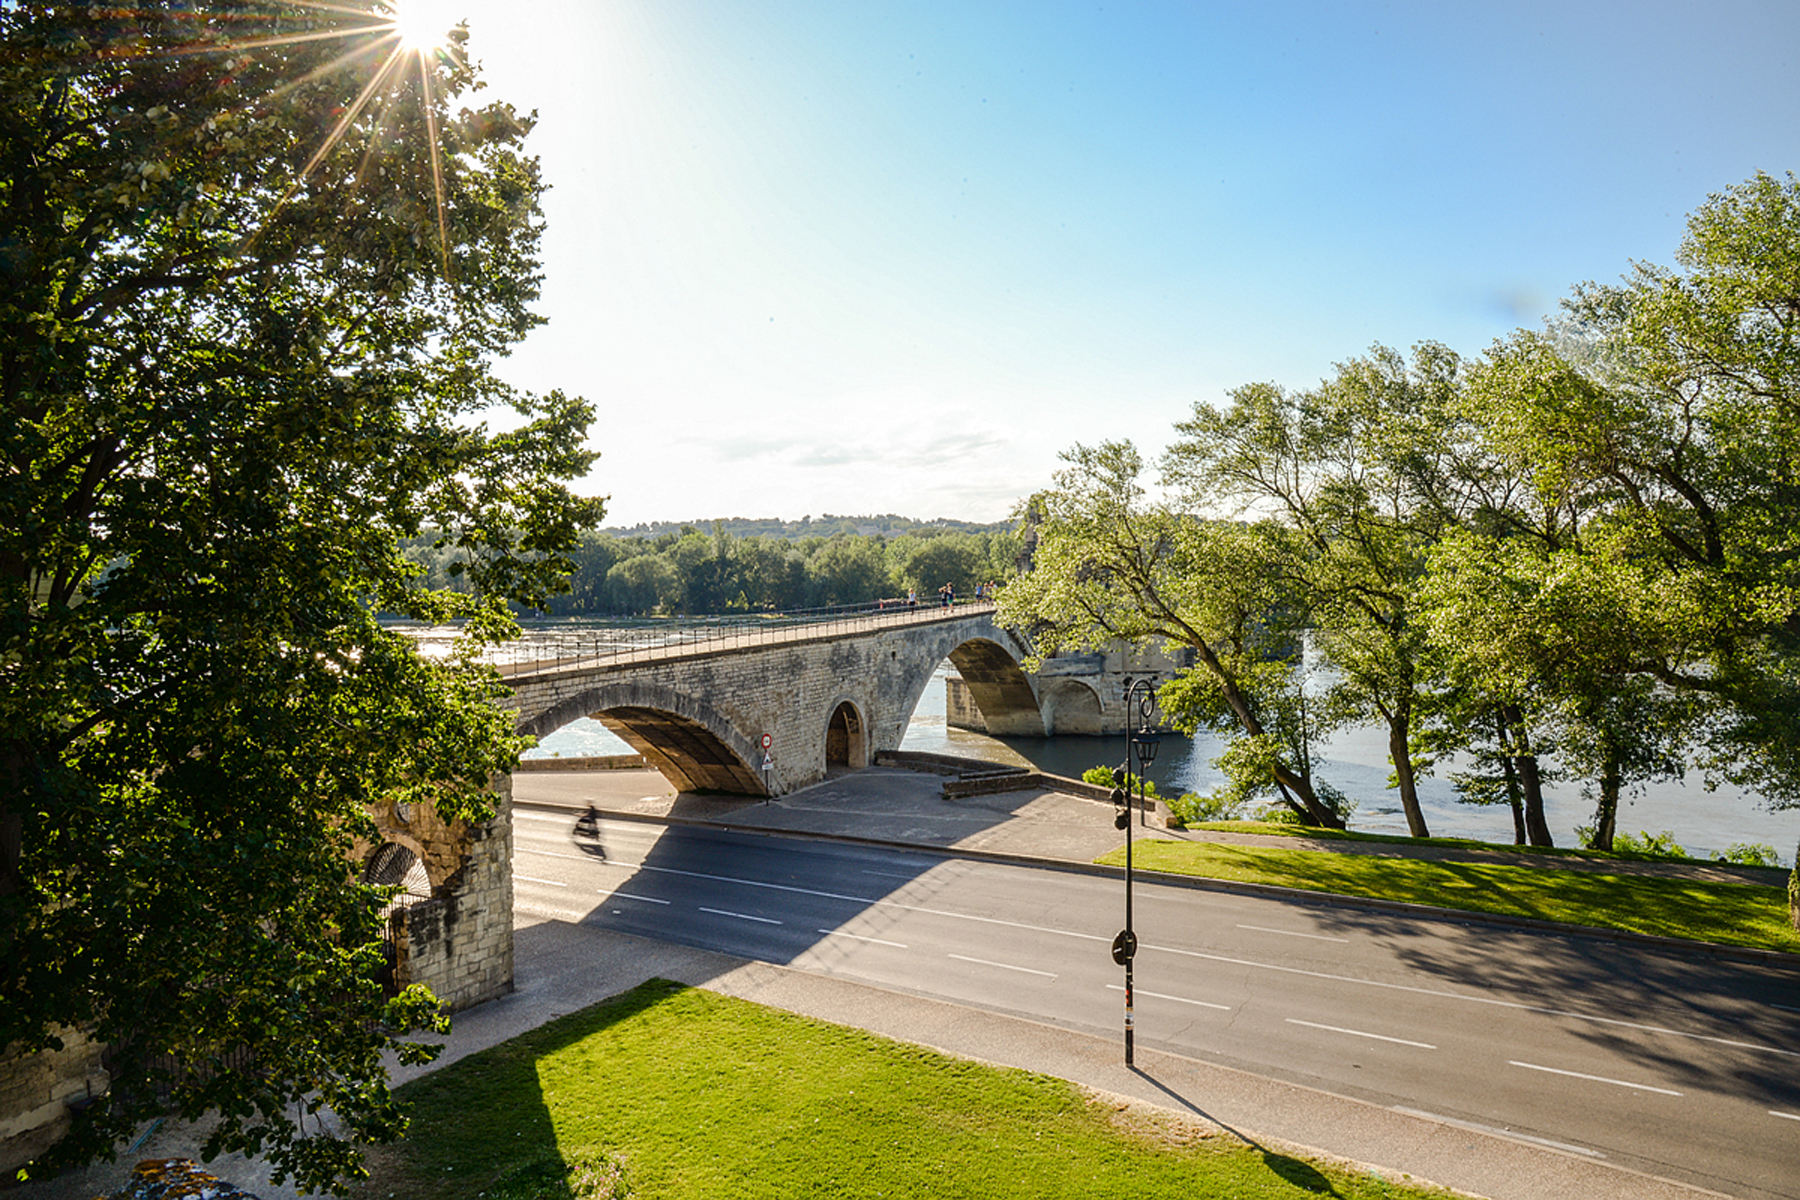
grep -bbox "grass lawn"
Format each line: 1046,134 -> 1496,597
1099,840 -> 1799,953
1184,821 -> 1775,868
354,979 -> 1458,1200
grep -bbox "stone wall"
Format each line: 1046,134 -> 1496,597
509,611 -> 1037,797
355,775 -> 515,1013
946,641 -> 1194,737
0,1025 -> 106,1173
386,775 -> 515,1012
514,754 -> 648,772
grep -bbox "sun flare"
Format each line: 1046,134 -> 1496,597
388,0 -> 460,51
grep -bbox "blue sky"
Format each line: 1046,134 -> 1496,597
420,0 -> 1800,526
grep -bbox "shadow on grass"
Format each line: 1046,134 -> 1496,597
356,981 -> 680,1200
1128,1065 -> 1346,1198
368,979 -> 1426,1200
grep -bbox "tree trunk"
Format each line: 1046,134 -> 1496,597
1505,706 -> 1554,847
1789,842 -> 1797,933
1190,635 -> 1344,830
1387,710 -> 1429,838
1496,711 -> 1526,845
1590,752 -> 1621,852
1274,774 -> 1346,830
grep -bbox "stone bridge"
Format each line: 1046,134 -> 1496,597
502,603 -> 1049,795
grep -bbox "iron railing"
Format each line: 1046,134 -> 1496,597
397,598 -> 1000,679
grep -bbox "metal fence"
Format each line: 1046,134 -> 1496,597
447,598 -> 1000,677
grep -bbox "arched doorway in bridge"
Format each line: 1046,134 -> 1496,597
825,700 -> 866,771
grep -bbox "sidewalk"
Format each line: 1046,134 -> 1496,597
29,766 -> 1759,1200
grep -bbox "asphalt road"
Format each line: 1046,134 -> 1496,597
514,804 -> 1800,1200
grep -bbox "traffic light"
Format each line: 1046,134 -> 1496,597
1110,786 -> 1129,830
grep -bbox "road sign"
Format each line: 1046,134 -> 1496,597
760,733 -> 772,750
1111,929 -> 1137,965
762,753 -> 774,771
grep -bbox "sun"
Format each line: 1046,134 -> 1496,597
388,0 -> 460,51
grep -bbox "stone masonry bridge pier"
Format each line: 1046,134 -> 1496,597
501,603 -> 1041,796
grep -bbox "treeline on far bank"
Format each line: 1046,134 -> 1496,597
405,522 -> 1023,616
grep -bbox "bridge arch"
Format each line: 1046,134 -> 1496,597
1037,677 -> 1107,735
902,625 -> 1046,738
521,680 -> 766,795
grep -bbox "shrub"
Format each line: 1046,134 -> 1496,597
1715,842 -> 1781,868
1612,829 -> 1688,858
1082,764 -> 1160,798
1166,790 -> 1246,829
1252,804 -> 1305,826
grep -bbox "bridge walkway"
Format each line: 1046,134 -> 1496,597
494,600 -> 999,683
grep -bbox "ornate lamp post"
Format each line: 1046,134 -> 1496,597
1112,678 -> 1161,1067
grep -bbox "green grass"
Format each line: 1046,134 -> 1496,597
354,980 -> 1457,1200
1101,840 -> 1799,953
1188,820 -> 1787,870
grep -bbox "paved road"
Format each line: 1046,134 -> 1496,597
513,796 -> 1800,1200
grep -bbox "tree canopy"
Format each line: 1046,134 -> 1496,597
2,3 -> 600,1190
1003,172 -> 1800,845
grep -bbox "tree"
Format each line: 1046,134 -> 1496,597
1417,173 -> 1800,838
888,530 -> 984,597
998,442 -> 1349,828
1163,344 -> 1468,837
1,4 -> 601,1191
804,533 -> 892,605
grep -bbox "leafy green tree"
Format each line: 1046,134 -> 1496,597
1549,172 -> 1800,806
1163,344 -> 1467,837
999,442 -> 1348,828
1,4 -> 599,1190
1418,174 -> 1800,839
888,531 -> 984,597
604,553 -> 681,613
804,534 -> 893,605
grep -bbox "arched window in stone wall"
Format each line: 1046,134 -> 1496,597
363,843 -> 433,995
364,842 -> 433,916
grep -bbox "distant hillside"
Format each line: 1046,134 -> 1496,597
600,514 -> 1013,541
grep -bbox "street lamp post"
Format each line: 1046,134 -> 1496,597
1112,678 -> 1160,1067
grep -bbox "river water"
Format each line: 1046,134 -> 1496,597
502,625 -> 1797,864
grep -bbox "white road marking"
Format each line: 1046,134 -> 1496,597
1287,1019 -> 1436,1049
1151,944 -> 1800,1059
861,869 -> 926,880
515,874 -> 567,887
949,954 -> 1056,978
527,849 -> 617,863
1509,1061 -> 1681,1095
818,929 -> 908,948
1771,1111 -> 1800,1121
1107,984 -> 1230,1011
519,838 -> 1788,1062
1238,924 -> 1348,942
571,857 -> 1112,945
1390,1108 -> 1605,1158
1771,1002 -> 1800,1013
699,906 -> 782,925
605,891 -> 669,905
